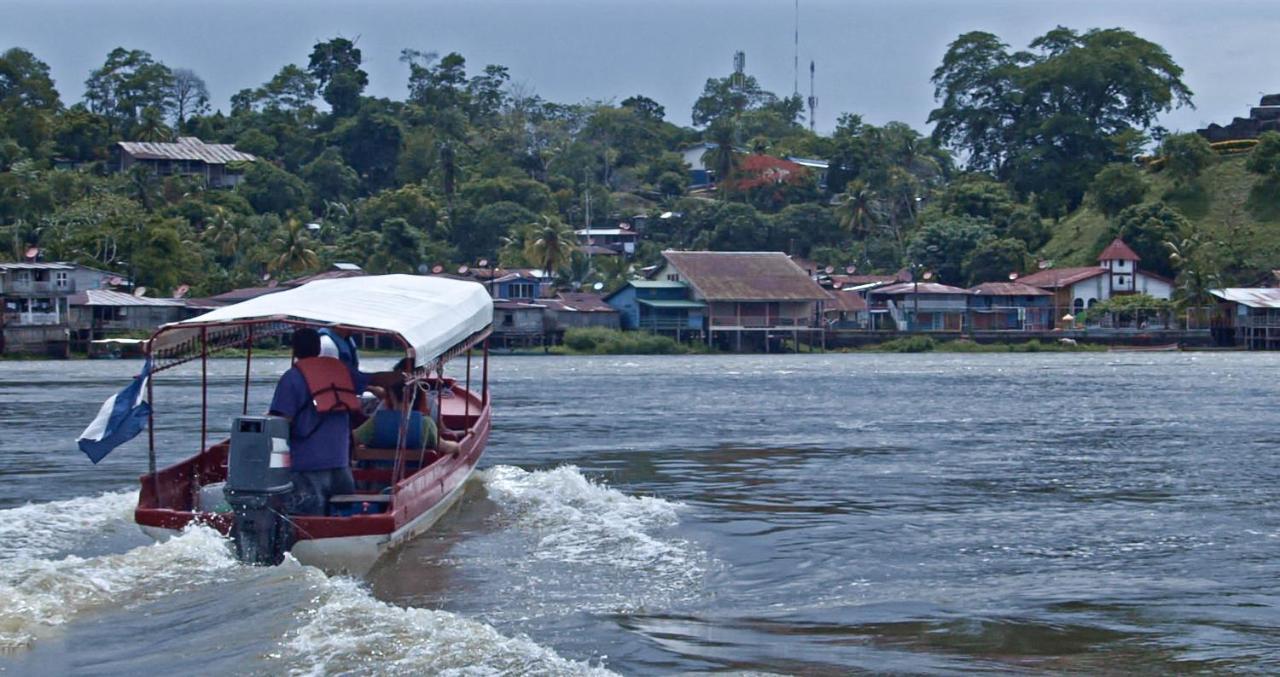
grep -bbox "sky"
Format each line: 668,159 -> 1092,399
4,0 -> 1279,136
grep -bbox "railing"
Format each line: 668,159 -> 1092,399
707,315 -> 813,329
0,279 -> 75,294
2,311 -> 63,326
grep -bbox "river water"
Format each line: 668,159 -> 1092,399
1,352 -> 1278,674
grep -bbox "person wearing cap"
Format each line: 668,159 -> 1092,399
269,328 -> 391,515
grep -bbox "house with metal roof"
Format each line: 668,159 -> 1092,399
68,289 -> 194,347
1017,238 -> 1173,326
655,250 -> 829,350
1209,288 -> 1280,349
0,261 -> 121,356
542,292 -> 621,333
113,137 -> 257,188
967,282 -> 1054,331
866,282 -> 970,332
604,279 -> 705,338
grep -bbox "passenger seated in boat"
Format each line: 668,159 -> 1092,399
269,328 -> 397,516
353,380 -> 462,458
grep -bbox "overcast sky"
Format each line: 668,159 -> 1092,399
5,0 -> 1279,136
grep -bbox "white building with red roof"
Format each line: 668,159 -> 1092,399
1017,238 -> 1173,320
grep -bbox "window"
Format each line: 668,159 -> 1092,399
502,313 -> 514,327
1073,298 -> 1085,313
666,274 -> 679,281
1087,298 -> 1098,308
55,271 -> 68,288
509,282 -> 535,299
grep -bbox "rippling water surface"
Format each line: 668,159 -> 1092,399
1,352 -> 1279,674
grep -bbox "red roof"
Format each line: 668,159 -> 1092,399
968,282 -> 1051,297
824,290 -> 868,312
662,251 -> 828,301
545,292 -> 617,313
1098,238 -> 1140,262
1016,266 -> 1106,289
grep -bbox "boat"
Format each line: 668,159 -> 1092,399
88,337 -> 149,359
131,274 -> 493,574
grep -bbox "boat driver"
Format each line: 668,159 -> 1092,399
269,327 -> 392,515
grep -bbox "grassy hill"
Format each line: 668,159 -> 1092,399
1040,154 -> 1280,282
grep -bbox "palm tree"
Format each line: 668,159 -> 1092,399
134,106 -> 172,142
702,122 -> 739,200
524,214 -> 577,281
269,219 -> 320,276
836,180 -> 877,264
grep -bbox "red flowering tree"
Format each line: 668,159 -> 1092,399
727,154 -> 819,212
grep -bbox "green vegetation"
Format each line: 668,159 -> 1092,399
556,327 -> 703,355
863,337 -> 1105,353
0,25 -> 1275,305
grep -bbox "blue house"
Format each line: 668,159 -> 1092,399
490,269 -> 553,301
605,280 -> 705,336
967,282 -> 1054,331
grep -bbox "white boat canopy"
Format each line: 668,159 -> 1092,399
155,274 -> 493,366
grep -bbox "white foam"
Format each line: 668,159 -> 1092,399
0,525 -> 235,650
0,489 -> 138,562
479,465 -> 686,569
283,575 -> 613,676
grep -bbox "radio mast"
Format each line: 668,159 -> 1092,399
793,0 -> 800,97
808,60 -> 817,133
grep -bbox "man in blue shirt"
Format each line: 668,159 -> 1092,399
269,328 -> 375,515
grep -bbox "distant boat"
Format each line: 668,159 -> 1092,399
88,338 -> 148,359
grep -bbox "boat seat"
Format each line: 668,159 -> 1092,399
329,494 -> 392,504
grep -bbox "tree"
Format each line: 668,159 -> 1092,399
906,216 -> 995,285
1160,132 -> 1213,185
1165,225 -> 1221,309
964,237 -> 1029,285
133,106 -> 171,142
308,38 -> 368,117
461,201 -> 536,262
835,180 -> 878,262
1090,163 -> 1148,217
0,48 -> 61,153
524,214 -> 577,278
692,68 -> 779,127
707,202 -> 769,251
84,47 -> 175,135
269,218 -> 320,275
333,102 -> 404,191
301,148 -> 360,209
238,162 -> 309,216
702,121 -> 739,199
168,68 -> 210,127
770,203 -> 841,256
621,95 -> 665,123
1110,201 -> 1187,278
929,27 -> 1193,211
1246,131 -> 1280,178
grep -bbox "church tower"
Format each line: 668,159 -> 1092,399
1098,238 -> 1140,296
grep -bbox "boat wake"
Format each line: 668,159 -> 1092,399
0,491 -> 615,675
477,465 -> 709,615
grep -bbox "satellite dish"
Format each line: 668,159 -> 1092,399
1038,260 -> 1051,270
619,222 -> 631,231
267,279 -> 279,289
825,266 -> 835,274
458,265 -> 470,274
417,263 -> 430,274
1008,272 -> 1019,281
846,265 -> 856,274
133,286 -> 148,297
173,284 -> 190,299
23,246 -> 38,259
922,271 -> 934,281
659,211 -> 674,219
592,281 -> 604,291
262,273 -> 271,281
833,281 -> 843,289
478,259 -> 489,268
432,264 -> 444,274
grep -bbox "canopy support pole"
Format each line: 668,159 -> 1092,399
242,324 -> 253,415
464,349 -> 471,435
482,339 -> 490,407
147,351 -> 157,501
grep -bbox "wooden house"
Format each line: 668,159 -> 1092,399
967,282 -> 1053,331
113,137 -> 257,188
605,280 -> 705,339
866,282 -> 970,331
1209,288 -> 1280,349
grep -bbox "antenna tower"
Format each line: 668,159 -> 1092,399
793,0 -> 800,97
732,50 -> 746,92
808,60 -> 818,133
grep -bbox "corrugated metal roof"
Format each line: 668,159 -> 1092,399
629,280 -> 687,289
0,262 -> 75,270
71,289 -> 187,307
637,299 -> 707,309
1016,266 -> 1106,289
969,282 -> 1051,296
870,282 -> 970,295
117,137 -> 257,165
1210,288 -> 1280,308
663,251 -> 829,301
548,292 -> 616,313
824,290 -> 868,312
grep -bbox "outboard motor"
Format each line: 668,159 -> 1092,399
224,415 -> 294,565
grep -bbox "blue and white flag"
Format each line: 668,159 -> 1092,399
77,360 -> 152,464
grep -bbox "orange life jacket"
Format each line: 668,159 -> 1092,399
294,356 -> 361,414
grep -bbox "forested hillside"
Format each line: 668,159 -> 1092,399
1,27 -> 1277,302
